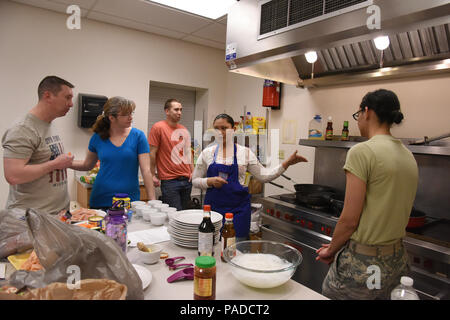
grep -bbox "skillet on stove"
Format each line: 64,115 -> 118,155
270,175 -> 340,208
327,192 -> 427,228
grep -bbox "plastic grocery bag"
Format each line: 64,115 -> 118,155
0,208 -> 33,259
0,279 -> 127,300
7,208 -> 144,300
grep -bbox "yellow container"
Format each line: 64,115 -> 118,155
252,117 -> 266,133
89,215 -> 105,230
113,194 -> 131,210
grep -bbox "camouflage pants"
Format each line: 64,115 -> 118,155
322,240 -> 410,300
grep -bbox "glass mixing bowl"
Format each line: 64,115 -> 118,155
223,240 -> 303,289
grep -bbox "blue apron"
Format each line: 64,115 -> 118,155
204,144 -> 251,238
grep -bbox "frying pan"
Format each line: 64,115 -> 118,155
280,174 -> 338,194
268,181 -> 296,193
269,178 -> 339,207
281,174 -> 337,194
327,192 -> 345,216
407,208 -> 426,229
295,191 -> 335,208
327,192 -> 427,227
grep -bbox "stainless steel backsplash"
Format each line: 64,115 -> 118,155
313,147 -> 450,219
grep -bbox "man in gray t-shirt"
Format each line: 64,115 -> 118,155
2,76 -> 75,215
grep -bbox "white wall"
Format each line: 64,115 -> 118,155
0,1 -> 229,206
309,75 -> 450,139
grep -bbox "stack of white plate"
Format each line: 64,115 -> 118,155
168,209 -> 222,248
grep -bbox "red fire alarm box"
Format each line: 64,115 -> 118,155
262,79 -> 281,109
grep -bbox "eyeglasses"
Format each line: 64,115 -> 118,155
352,110 -> 363,121
117,112 -> 134,118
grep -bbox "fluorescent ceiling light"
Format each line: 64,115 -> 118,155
147,0 -> 238,19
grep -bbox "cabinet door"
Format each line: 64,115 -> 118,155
139,185 -> 150,201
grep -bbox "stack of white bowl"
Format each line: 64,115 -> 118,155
131,201 -> 147,218
162,207 -> 178,221
146,200 -> 168,225
147,200 -> 162,207
142,207 -> 157,222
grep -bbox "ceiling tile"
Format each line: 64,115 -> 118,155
11,0 -> 227,50
92,0 -> 212,34
50,0 -> 98,9
182,35 -> 225,50
87,11 -> 187,39
11,0 -> 89,16
191,23 -> 226,43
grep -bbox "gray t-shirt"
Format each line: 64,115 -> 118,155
2,113 -> 70,215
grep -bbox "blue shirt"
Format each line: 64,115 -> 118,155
88,128 -> 150,208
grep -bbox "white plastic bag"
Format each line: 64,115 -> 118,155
7,208 -> 144,300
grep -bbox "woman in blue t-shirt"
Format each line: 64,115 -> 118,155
71,96 -> 156,210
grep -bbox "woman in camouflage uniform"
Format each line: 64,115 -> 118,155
316,89 -> 419,299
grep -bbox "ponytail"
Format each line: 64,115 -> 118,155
91,113 -> 111,140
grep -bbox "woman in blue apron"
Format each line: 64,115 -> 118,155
192,114 -> 308,241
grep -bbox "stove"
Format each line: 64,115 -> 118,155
406,218 -> 450,248
403,219 -> 450,300
261,193 -> 339,238
259,193 -> 339,294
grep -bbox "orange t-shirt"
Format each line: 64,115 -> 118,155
148,120 -> 192,180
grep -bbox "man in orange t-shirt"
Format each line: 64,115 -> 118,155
148,98 -> 193,210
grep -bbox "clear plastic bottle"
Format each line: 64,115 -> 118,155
390,276 -> 420,300
105,207 -> 128,253
308,115 -> 324,140
244,111 -> 252,132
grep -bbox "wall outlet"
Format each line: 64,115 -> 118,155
279,150 -> 285,160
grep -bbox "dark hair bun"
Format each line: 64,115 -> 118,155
360,89 -> 403,125
393,111 -> 404,124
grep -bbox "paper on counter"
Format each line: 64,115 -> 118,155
0,263 -> 6,280
128,226 -> 171,247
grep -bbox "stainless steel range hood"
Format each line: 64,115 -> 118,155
226,0 -> 450,87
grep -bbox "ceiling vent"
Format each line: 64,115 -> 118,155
259,0 -> 370,38
226,0 -> 450,86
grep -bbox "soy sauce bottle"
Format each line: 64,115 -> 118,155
198,205 -> 215,256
